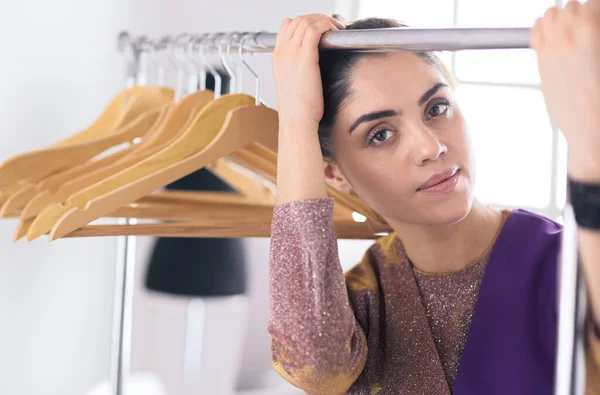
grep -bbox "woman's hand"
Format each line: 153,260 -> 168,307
272,14 -> 345,127
271,14 -> 345,204
532,0 -> 600,181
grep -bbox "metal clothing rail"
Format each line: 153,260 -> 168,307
250,27 -> 532,51
111,27 -> 584,395
120,27 -> 532,54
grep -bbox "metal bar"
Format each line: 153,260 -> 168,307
250,27 -> 532,52
555,204 -> 586,395
109,224 -> 127,395
110,35 -> 140,395
109,230 -> 137,395
120,27 -> 532,55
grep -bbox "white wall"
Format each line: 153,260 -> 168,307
0,2 -> 127,395
0,1 -> 373,395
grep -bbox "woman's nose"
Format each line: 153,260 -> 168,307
409,126 -> 447,166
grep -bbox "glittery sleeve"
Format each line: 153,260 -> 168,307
268,198 -> 368,394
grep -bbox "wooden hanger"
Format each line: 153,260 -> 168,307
58,86 -> 174,146
28,94 -> 390,240
9,108 -> 168,240
12,90 -> 214,240
3,189 -> 378,238
229,143 -> 388,225
135,90 -> 215,151
0,105 -> 169,218
4,191 -> 271,218
14,189 -> 383,239
27,94 -> 269,240
95,193 -> 276,221
137,190 -> 274,207
121,191 -> 367,229
65,218 -> 390,239
224,140 -> 387,227
50,86 -> 147,147
206,158 -> 276,205
0,192 -> 8,208
0,87 -> 174,194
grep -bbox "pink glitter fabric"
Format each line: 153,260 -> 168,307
268,198 -> 600,394
412,250 -> 491,391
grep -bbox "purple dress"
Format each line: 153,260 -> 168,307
268,198 -> 600,394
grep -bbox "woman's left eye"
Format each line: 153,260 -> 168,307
427,101 -> 451,118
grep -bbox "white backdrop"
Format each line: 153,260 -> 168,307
0,1 -> 379,395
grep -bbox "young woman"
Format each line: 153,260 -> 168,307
268,2 -> 600,394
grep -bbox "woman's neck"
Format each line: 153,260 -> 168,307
391,199 -> 505,274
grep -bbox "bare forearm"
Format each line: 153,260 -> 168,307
276,121 -> 328,205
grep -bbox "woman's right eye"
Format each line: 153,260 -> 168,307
367,128 -> 393,146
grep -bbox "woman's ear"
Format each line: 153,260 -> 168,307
323,161 -> 353,194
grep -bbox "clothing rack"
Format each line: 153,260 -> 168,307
112,27 -> 584,395
110,35 -> 141,395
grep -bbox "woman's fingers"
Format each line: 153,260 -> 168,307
326,16 -> 346,30
271,14 -> 341,125
583,0 -> 600,14
531,15 -> 545,50
277,14 -> 345,48
302,20 -> 340,50
275,18 -> 293,48
291,17 -> 313,45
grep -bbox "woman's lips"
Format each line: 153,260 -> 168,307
417,169 -> 460,195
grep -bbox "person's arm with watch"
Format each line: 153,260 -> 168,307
531,0 -> 600,347
568,175 -> 600,383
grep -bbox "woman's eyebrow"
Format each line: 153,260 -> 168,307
419,82 -> 448,106
348,82 -> 449,134
349,109 -> 399,134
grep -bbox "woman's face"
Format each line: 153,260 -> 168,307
326,52 -> 475,226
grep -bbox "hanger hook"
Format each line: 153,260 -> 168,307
152,36 -> 169,86
170,33 -> 192,100
176,34 -> 198,94
187,36 -> 206,91
135,35 -> 152,86
175,34 -> 194,93
227,32 -> 243,93
215,33 -> 236,93
118,32 -> 140,88
240,32 -> 261,105
197,33 -> 222,97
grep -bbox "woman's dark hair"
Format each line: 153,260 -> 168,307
318,18 -> 457,162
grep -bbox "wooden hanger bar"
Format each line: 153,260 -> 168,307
64,219 -> 390,239
0,106 -> 169,218
12,91 -> 214,240
30,97 -> 274,241
0,89 -> 173,193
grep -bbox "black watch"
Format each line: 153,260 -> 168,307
568,178 -> 600,230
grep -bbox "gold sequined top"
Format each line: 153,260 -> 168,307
268,198 -> 600,394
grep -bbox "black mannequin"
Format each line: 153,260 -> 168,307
144,71 -> 247,297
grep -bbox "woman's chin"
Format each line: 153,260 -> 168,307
409,187 -> 473,226
359,176 -> 474,226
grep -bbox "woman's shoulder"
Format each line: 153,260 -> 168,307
492,208 -> 563,283
505,208 -> 563,249
344,232 -> 399,293
509,208 -> 562,232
